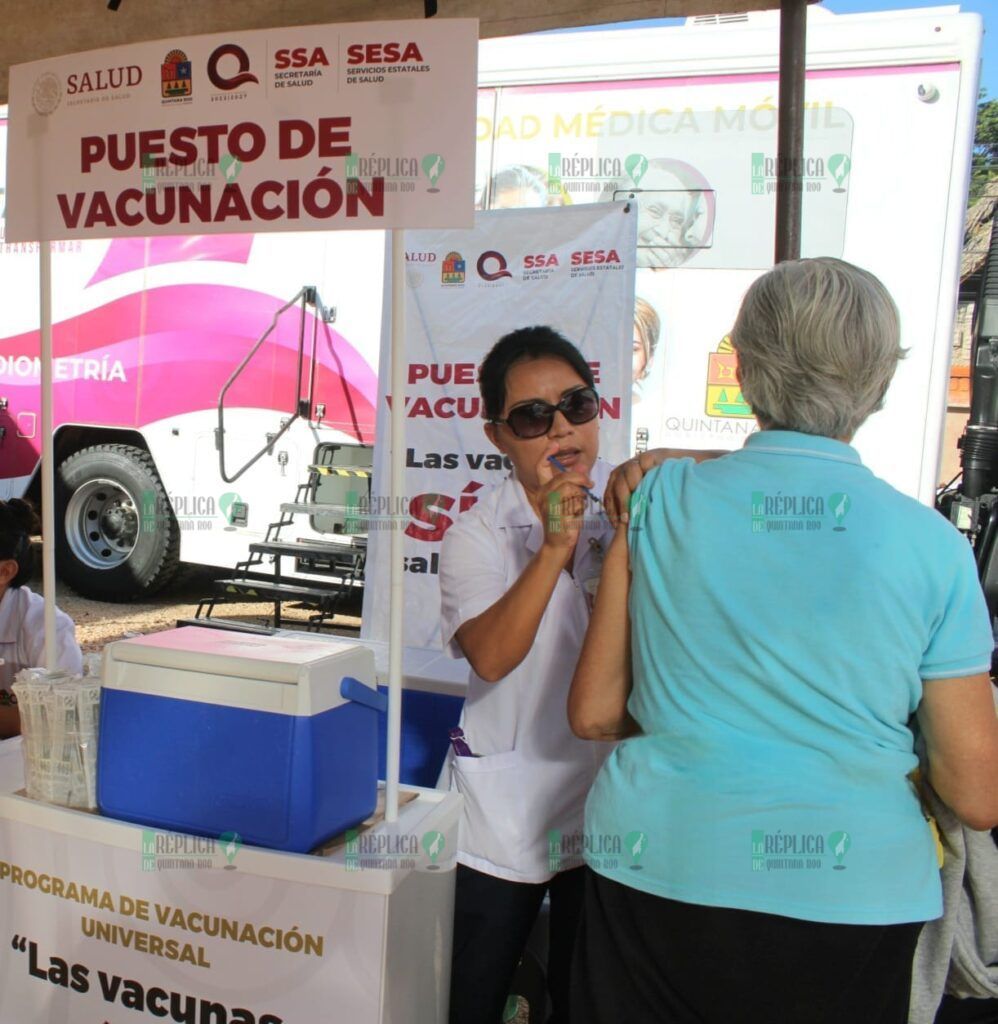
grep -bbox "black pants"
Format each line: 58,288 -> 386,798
934,995 -> 998,1023
449,863 -> 585,1024
572,867 -> 924,1024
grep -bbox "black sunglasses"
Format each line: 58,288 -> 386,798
491,386 -> 600,439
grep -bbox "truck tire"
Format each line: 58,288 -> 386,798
56,444 -> 181,601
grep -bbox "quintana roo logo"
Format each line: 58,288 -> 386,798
207,43 -> 259,91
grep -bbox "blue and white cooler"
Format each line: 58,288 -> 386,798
98,627 -> 386,853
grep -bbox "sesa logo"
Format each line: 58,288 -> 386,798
524,254 -> 559,269
346,42 -> 425,65
477,251 -> 512,282
571,249 -> 621,266
207,44 -> 259,90
274,47 -> 330,70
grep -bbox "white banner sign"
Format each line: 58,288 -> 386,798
0,795 -> 459,1024
5,19 -> 477,242
362,203 -> 637,650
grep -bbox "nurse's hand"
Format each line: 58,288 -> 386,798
604,448 -> 726,526
535,444 -> 592,553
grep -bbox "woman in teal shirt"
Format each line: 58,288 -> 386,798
568,258 -> 998,1024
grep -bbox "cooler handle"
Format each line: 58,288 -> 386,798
340,676 -> 388,714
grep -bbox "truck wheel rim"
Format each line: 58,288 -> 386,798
65,477 -> 142,570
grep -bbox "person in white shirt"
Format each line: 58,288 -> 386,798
440,328 -> 720,1024
0,499 -> 83,740
439,326 -> 617,1024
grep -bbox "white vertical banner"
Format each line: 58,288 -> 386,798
362,202 -> 637,649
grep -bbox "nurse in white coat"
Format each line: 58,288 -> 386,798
0,499 -> 83,742
440,327 -> 616,1024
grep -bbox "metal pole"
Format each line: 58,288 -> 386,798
385,230 -> 406,822
39,242 -> 57,670
775,0 -> 808,263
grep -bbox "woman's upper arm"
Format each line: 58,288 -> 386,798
917,673 -> 998,830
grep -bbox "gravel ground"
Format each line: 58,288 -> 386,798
26,550 -> 363,652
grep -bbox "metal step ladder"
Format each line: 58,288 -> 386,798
193,442 -> 370,632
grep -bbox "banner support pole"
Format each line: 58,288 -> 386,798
386,229 -> 406,822
38,242 -> 58,672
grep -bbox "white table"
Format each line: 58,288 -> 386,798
0,781 -> 460,1023
0,736 -> 24,794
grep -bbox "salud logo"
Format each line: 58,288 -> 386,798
828,830 -> 851,869
828,153 -> 851,193
828,492 -> 851,531
421,154 -> 445,192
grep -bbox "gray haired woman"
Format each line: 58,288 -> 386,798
568,257 -> 998,1024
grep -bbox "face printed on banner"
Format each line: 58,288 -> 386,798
484,356 -> 600,493
632,296 -> 662,398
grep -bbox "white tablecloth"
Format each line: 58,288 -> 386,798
0,737 -> 24,794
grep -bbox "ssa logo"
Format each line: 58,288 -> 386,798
207,44 -> 259,91
274,47 -> 330,70
523,253 -> 560,282
441,252 -> 466,286
477,251 -> 512,282
161,49 -> 192,100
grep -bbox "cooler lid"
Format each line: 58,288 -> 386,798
103,627 -> 360,685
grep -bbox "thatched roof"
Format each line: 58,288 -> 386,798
963,181 -> 998,283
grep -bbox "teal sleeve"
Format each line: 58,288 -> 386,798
627,461 -> 668,559
919,534 -> 993,680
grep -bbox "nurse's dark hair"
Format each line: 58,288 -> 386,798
0,498 -> 38,588
479,326 -> 594,420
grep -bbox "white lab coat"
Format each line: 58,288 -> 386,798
0,584 -> 84,782
0,585 -> 83,691
439,461 -> 614,883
